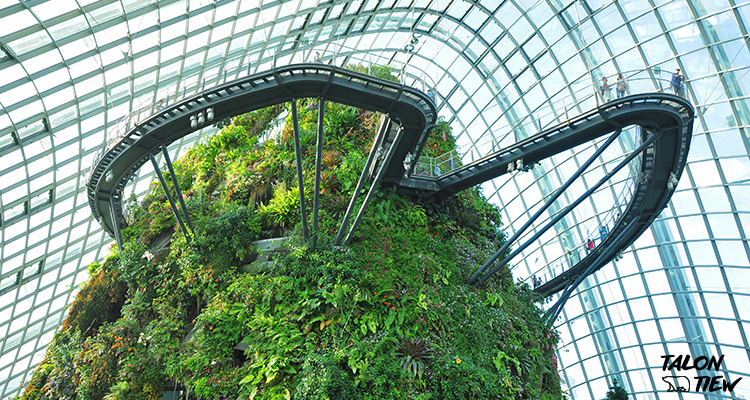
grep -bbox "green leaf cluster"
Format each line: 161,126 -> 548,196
18,90 -> 564,400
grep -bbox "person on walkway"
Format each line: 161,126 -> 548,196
600,77 -> 611,101
616,73 -> 628,98
587,238 -> 595,254
670,68 -> 685,97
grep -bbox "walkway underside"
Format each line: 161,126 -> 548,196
398,94 -> 694,297
88,64 -> 437,240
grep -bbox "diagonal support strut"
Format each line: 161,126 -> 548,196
149,152 -> 192,244
161,145 -> 194,235
291,98 -> 309,242
473,130 -> 661,286
469,128 -> 624,285
343,122 -> 405,245
312,98 -> 325,249
110,199 -> 124,252
544,217 -> 640,325
334,116 -> 391,246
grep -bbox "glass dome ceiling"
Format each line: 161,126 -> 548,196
1,0 -> 749,399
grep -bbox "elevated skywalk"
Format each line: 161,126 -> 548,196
399,94 -> 693,201
87,63 -> 437,245
398,93 -> 693,302
88,64 -> 693,312
535,94 -> 693,296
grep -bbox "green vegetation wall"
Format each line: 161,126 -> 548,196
19,91 -> 563,400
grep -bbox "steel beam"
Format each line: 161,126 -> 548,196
474,130 -> 661,286
313,98 -> 324,249
469,128 -> 624,285
544,217 -> 640,325
161,145 -> 194,235
334,116 -> 391,246
291,99 -> 309,242
149,152 -> 192,243
344,123 -> 405,245
109,199 -> 123,252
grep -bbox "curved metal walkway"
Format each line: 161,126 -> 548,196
400,94 -> 692,202
532,95 -> 693,296
409,94 -> 691,315
399,93 -> 693,321
87,64 -> 437,245
88,65 -> 693,316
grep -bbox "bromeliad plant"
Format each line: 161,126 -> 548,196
395,337 -> 433,379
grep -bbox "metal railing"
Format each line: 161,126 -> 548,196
529,154 -> 642,288
455,68 -> 689,167
408,67 -> 688,184
413,149 -> 461,177
92,41 -> 439,174
311,41 -> 438,96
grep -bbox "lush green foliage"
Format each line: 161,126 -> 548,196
19,88 -> 562,400
422,119 -> 457,158
61,262 -> 128,336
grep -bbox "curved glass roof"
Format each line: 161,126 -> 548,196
1,0 -> 749,398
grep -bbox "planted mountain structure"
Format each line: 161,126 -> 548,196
18,67 -> 562,400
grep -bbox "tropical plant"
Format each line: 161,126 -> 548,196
395,337 -> 432,378
18,99 -> 564,400
320,171 -> 340,194
257,184 -> 301,230
322,150 -> 341,169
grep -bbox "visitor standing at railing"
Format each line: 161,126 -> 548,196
670,68 -> 685,97
600,77 -> 611,101
616,73 -> 628,98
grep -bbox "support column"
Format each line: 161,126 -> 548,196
110,199 -> 124,252
344,123 -> 405,245
474,130 -> 661,286
312,98 -> 324,248
161,146 -> 194,235
291,99 -> 309,242
469,128 -> 624,285
334,116 -> 391,246
545,218 -> 640,324
149,152 -> 192,244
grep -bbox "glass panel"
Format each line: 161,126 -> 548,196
47,14 -> 89,42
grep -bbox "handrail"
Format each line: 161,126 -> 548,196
413,150 -> 462,177
524,94 -> 693,296
87,63 -> 438,240
315,41 -> 439,95
92,41 -> 439,173
393,91 -> 692,294
526,125 -> 645,287
453,68 -> 689,168
529,169 -> 639,288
